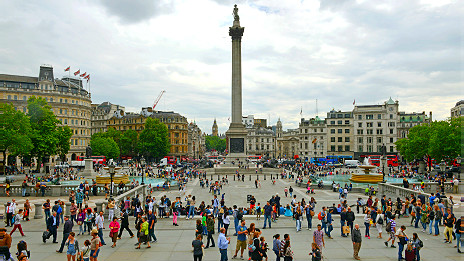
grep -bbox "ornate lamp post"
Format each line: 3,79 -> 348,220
108,161 -> 115,198
140,156 -> 145,185
381,156 -> 387,182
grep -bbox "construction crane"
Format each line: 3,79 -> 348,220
152,90 -> 166,110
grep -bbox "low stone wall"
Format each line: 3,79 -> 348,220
0,184 -> 131,197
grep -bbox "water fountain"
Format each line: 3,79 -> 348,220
349,157 -> 383,183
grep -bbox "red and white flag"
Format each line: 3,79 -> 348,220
80,72 -> 87,77
85,74 -> 90,82
74,69 -> 80,76
353,99 -> 355,105
64,66 -> 70,72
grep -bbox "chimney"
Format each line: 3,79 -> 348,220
429,111 -> 432,122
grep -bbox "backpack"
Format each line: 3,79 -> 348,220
237,212 -> 243,221
418,239 -> 423,248
386,221 -> 392,232
377,215 -> 384,225
318,212 -> 323,220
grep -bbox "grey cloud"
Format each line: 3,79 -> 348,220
98,0 -> 174,23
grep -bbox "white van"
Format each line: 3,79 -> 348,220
344,160 -> 360,168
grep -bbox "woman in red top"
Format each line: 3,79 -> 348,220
109,217 -> 120,248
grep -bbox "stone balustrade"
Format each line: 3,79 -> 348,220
0,184 -> 131,197
378,183 -> 430,202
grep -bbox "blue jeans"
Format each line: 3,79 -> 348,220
218,218 -> 223,233
398,243 -> 404,260
220,248 -> 228,261
364,222 -> 370,237
429,219 -> 434,234
98,228 -> 106,245
188,206 -> 195,219
322,221 -> 327,234
149,228 -> 157,242
274,250 -> 281,261
22,188 -> 26,197
263,215 -> 271,228
414,214 -> 421,228
434,219 -> 439,235
234,218 -> 239,234
307,216 -> 313,229
296,219 -> 301,231
340,221 -> 346,235
415,248 -> 420,261
213,207 -> 218,217
457,233 -> 462,249
421,220 -> 427,230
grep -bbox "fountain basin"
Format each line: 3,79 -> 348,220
349,173 -> 383,183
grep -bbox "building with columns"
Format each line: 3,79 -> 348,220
451,100 -> 464,118
246,127 -> 275,157
298,116 -> 327,160
397,111 -> 430,139
91,102 -> 125,135
188,122 -> 205,159
326,110 -> 354,158
353,97 -> 399,158
0,65 -> 91,164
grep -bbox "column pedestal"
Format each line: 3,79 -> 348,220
34,203 -> 43,219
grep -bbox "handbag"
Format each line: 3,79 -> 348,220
109,231 -> 114,238
343,226 -> 350,234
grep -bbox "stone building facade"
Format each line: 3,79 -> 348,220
91,102 -> 124,134
298,116 -> 327,160
246,127 -> 275,157
0,65 -> 91,163
326,110 -> 354,158
451,100 -> 464,118
188,122 -> 205,159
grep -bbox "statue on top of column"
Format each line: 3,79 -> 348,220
233,4 -> 239,21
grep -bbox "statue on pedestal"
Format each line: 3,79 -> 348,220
233,4 -> 239,21
85,145 -> 92,159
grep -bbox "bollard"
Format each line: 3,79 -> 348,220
65,202 -> 71,216
34,203 -> 44,219
271,174 -> 273,179
264,174 -> 266,180
217,175 -> 219,181
211,174 -> 213,180
234,175 -> 235,181
249,175 -> 251,181
257,175 -> 259,180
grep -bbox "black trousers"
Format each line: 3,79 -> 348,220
6,213 -> 13,227
50,226 -> 58,242
206,231 -> 215,247
58,233 -> 70,252
118,225 -> 134,237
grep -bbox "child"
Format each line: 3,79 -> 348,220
256,203 -> 261,220
260,236 -> 268,261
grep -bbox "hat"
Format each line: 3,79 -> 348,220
91,228 -> 98,235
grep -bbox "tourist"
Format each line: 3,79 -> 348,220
375,209 -> 384,239
107,199 -> 115,222
363,209 -> 371,239
117,211 -> 134,239
218,227 -> 230,261
205,214 -> 215,248
250,229 -> 263,261
10,209 -> 25,237
22,199 -> 31,221
346,207 -> 355,233
259,236 -> 268,261
84,209 -> 93,235
195,219 -> 203,238
76,208 -> 85,235
46,211 -> 59,243
395,225 -> 408,260
109,217 -> 120,248
272,234 -> 281,261
432,205 -> 442,236
443,208 -> 455,244
223,212 -> 231,236
65,232 -> 78,261
90,229 -> 101,261
5,202 -> 14,227
411,233 -> 423,261
263,202 -> 272,229
147,210 -> 157,243
326,209 -> 333,239
305,203 -> 314,231
309,242 -> 321,261
340,208 -> 347,237
43,199 -> 51,221
294,206 -> 302,232
455,216 -> 463,253
80,240 -> 91,261
192,234 -> 204,261
233,220 -> 247,259
419,204 -> 429,232
384,215 -> 396,248
313,224 -> 325,253
0,228 -> 12,260
58,215 -> 73,253
282,240 -> 293,261
95,211 -> 106,245
70,201 -> 78,225
135,217 -> 150,249
351,224 -> 362,260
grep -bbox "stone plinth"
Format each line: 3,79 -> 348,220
81,159 -> 95,177
34,203 -> 43,219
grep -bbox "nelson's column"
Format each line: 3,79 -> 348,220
225,4 -> 248,162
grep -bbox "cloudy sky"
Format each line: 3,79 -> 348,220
0,0 -> 462,134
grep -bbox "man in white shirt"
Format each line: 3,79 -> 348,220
95,211 -> 106,245
452,178 -> 459,194
6,202 -> 15,227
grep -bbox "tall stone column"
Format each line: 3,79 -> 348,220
225,5 -> 248,162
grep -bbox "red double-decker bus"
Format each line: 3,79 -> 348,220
77,156 -> 107,165
360,155 -> 398,167
163,156 -> 177,165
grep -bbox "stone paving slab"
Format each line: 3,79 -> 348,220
2,175 -> 462,261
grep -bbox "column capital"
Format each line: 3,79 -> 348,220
229,26 -> 244,41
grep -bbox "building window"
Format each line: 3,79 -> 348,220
345,137 -> 350,142
377,122 -> 382,127
390,114 -> 393,119
367,122 -> 373,128
358,115 -> 362,120
345,120 -> 349,124
377,137 -> 382,143
7,95 -> 11,100
377,114 -> 382,119
358,122 -> 362,128
331,129 -> 335,134
367,137 -> 372,143
337,120 -> 342,124
358,145 -> 363,152
338,137 -> 342,142
390,146 -> 394,152
358,137 -> 363,143
376,129 -> 383,135
345,129 -> 350,133
367,145 -> 373,152
23,96 -> 27,101
345,145 -> 350,151
337,129 -> 342,133
390,137 -> 394,143
330,121 -> 335,124
331,137 -> 335,142
357,129 -> 363,135
367,129 -> 373,135
338,145 -> 343,152
14,95 -> 17,100
331,145 -> 335,152
390,129 -> 394,134
366,114 -> 373,120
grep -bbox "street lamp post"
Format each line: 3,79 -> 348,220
381,156 -> 387,183
141,156 -> 145,185
439,159 -> 446,177
108,162 -> 115,198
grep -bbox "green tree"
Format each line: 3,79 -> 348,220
106,127 -> 121,145
27,96 -> 61,170
120,129 -> 138,157
395,123 -> 431,162
90,136 -> 120,160
138,118 -> 170,162
0,103 -> 33,174
56,126 -> 73,162
205,136 -> 226,152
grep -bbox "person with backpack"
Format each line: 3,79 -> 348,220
318,207 -> 327,235
250,229 -> 263,261
375,209 -> 384,239
384,215 -> 396,248
396,225 -> 409,261
456,216 -> 463,253
65,232 -> 79,261
411,233 -> 423,261
432,205 -> 442,236
443,208 -> 455,244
